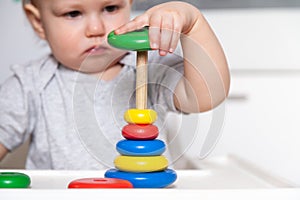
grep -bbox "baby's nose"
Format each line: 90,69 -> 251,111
86,15 -> 106,38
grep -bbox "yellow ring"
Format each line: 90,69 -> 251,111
114,156 -> 168,172
124,109 -> 157,124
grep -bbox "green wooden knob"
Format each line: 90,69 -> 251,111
0,172 -> 31,188
108,27 -> 151,51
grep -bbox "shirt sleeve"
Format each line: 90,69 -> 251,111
147,47 -> 184,113
0,75 -> 35,151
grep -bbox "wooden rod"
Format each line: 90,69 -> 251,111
136,51 -> 148,109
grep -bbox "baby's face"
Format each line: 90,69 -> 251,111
35,0 -> 132,73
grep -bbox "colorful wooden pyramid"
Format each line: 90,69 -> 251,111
105,27 -> 177,188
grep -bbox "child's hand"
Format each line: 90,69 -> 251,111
114,2 -> 201,56
115,2 -> 230,113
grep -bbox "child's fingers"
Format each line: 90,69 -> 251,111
150,13 -> 182,55
169,31 -> 180,53
148,14 -> 162,50
114,11 -> 182,56
169,14 -> 182,53
115,15 -> 148,35
159,14 -> 174,56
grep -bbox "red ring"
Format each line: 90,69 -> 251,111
122,124 -> 159,140
68,178 -> 133,188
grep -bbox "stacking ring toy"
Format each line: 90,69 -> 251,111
0,172 -> 31,188
68,178 -> 133,188
124,109 -> 157,124
106,27 -> 177,189
114,155 -> 168,172
122,124 -> 159,140
116,139 -> 166,156
108,27 -> 151,51
105,169 -> 177,188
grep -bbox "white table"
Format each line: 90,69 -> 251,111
1,155 -> 297,199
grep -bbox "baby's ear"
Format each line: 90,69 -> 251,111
23,4 -> 45,39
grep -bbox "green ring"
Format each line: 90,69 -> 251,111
0,172 -> 31,188
108,27 -> 151,51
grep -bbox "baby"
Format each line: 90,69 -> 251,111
0,0 -> 230,169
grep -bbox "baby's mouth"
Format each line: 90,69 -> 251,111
86,46 -> 108,54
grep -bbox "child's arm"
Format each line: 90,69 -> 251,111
115,2 -> 230,113
0,143 -> 8,161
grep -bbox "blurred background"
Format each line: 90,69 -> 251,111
1,0 -> 300,187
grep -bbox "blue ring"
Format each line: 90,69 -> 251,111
116,139 -> 166,156
105,169 -> 177,188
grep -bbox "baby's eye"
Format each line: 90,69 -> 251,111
104,5 -> 119,13
64,11 -> 81,18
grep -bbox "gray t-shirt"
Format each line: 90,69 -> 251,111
0,51 -> 183,170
